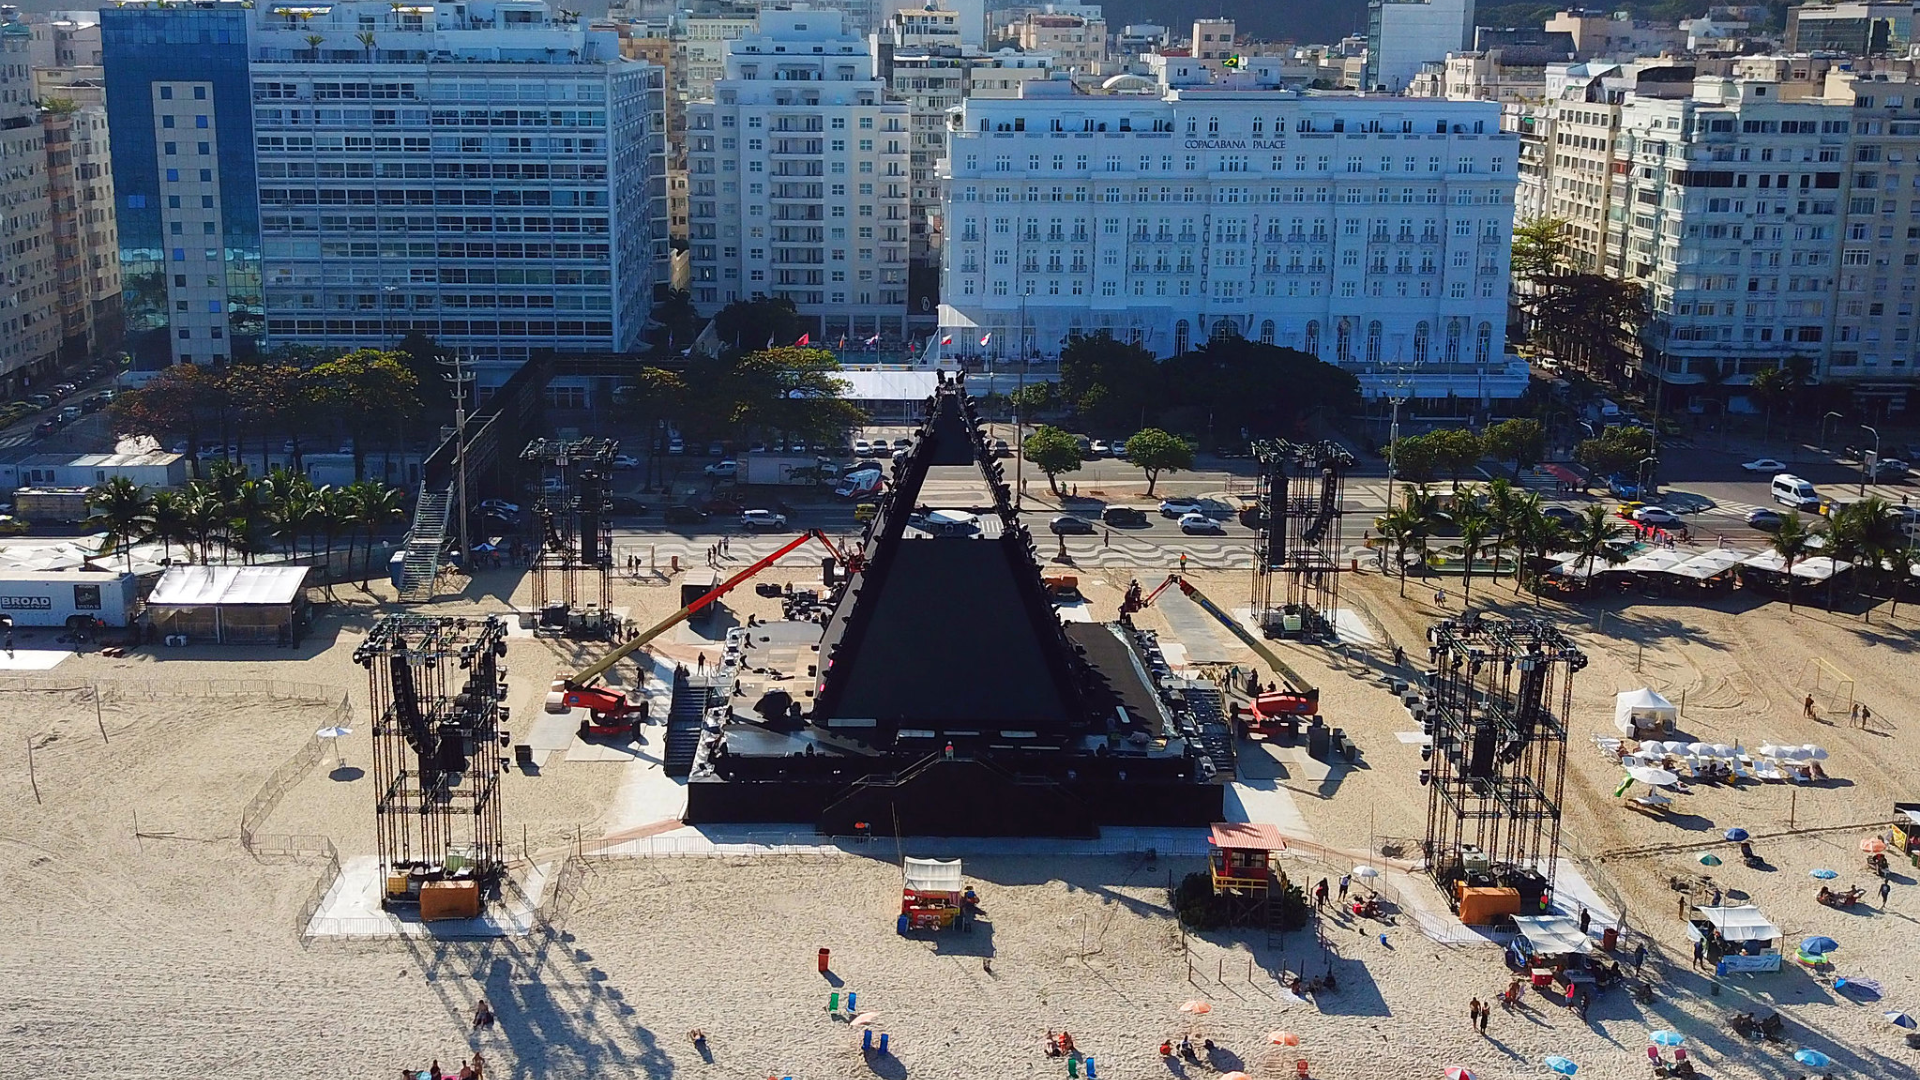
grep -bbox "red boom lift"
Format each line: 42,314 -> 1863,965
1120,572 -> 1320,729
560,530 -> 857,736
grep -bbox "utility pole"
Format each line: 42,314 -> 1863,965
1384,350 -> 1418,514
441,355 -> 473,572
1014,282 -> 1030,511
1860,424 -> 1880,497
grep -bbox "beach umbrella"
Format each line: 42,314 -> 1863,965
1220,1073 -> 1251,1080
1809,868 -> 1839,880
1758,744 -> 1785,758
1776,745 -> 1811,760
1724,827 -> 1749,841
1801,936 -> 1840,956
1696,852 -> 1723,867
1626,765 -> 1678,786
1885,1011 -> 1918,1030
850,1012 -> 879,1027
1543,1055 -> 1578,1075
1267,1031 -> 1300,1046
1445,1068 -> 1477,1080
1178,1000 -> 1212,1015
1353,866 -> 1380,880
1685,742 -> 1711,756
1792,1049 -> 1832,1069
1709,744 -> 1736,758
1800,744 -> 1829,760
1649,1030 -> 1684,1047
1862,837 -> 1888,854
1836,976 -> 1883,997
316,725 -> 352,740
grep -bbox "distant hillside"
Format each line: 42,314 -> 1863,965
1097,0 -> 1368,44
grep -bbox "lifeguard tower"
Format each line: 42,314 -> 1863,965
1209,822 -> 1290,926
901,857 -> 966,930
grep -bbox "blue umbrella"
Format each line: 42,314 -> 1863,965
1802,935 -> 1840,956
1543,1056 -> 1578,1076
1885,1011 -> 1918,1030
1724,827 -> 1750,841
1809,868 -> 1839,880
1793,1049 -> 1831,1069
1649,1030 -> 1684,1047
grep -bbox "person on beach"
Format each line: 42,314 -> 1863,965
1692,937 -> 1705,969
1469,998 -> 1482,1027
1338,874 -> 1351,901
1578,906 -> 1590,934
1633,941 -> 1648,970
1881,879 -> 1893,906
1478,1003 -> 1488,1034
1804,694 -> 1817,718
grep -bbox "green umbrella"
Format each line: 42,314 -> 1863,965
1696,852 -> 1723,866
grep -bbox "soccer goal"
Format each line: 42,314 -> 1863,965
1800,656 -> 1856,719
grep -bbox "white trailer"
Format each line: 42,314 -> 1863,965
0,569 -> 140,628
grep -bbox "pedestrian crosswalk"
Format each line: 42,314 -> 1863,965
610,533 -> 1262,573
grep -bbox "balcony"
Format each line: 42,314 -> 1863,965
772,139 -> 823,156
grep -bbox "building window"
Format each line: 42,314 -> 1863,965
1305,321 -> 1320,355
1174,320 -> 1190,354
1260,320 -> 1275,345
1365,321 -> 1382,365
1413,321 -> 1430,363
1476,322 -> 1493,364
1446,319 -> 1463,361
1335,320 -> 1352,363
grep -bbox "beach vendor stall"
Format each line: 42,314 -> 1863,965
1688,904 -> 1783,973
900,857 -> 965,931
1614,687 -> 1678,737
1894,803 -> 1920,870
1507,915 -> 1599,994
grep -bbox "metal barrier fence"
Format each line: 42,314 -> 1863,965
239,694 -> 352,854
0,676 -> 352,704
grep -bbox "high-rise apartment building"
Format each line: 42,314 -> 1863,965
36,74 -> 122,363
26,11 -> 102,69
1365,0 -> 1474,92
873,5 -> 1052,321
1785,2 -> 1916,55
1191,18 -> 1236,61
1513,62 -> 1920,410
686,8 -> 910,341
100,0 -> 259,369
0,11 -> 59,390
938,61 -> 1524,401
247,0 -> 668,378
1011,9 -> 1105,70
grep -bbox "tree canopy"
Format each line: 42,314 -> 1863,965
1021,425 -> 1083,495
1125,428 -> 1195,495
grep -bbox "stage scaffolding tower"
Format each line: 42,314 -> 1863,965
1420,616 -> 1587,906
523,437 -> 616,631
1250,439 -> 1353,640
360,614 -> 510,907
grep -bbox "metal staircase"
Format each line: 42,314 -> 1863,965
663,670 -> 709,778
398,485 -> 454,602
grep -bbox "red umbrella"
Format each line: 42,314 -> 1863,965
1446,1068 -> 1477,1080
1268,1031 -> 1301,1046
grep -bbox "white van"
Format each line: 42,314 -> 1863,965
1771,473 -> 1820,510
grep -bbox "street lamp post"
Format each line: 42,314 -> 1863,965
1384,353 -> 1418,513
1820,410 -> 1843,453
441,355 -> 474,571
1638,455 -> 1658,497
1860,424 -> 1880,496
1013,283 -> 1031,511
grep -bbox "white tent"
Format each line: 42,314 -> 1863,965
1614,687 -> 1678,736
903,857 -> 963,893
1512,915 -> 1593,957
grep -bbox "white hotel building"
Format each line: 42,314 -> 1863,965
249,0 -> 669,379
936,59 -> 1527,400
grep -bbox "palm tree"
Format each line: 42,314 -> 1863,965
304,32 -> 325,60
1375,506 -> 1429,598
228,479 -> 272,564
181,489 -> 228,565
87,478 -> 153,572
1826,497 -> 1904,619
350,480 -> 406,585
1507,494 -> 1565,603
1770,510 -> 1816,612
317,486 -> 356,578
1484,477 -> 1520,589
1572,504 -> 1627,585
355,29 -> 377,57
142,490 -> 190,566
1454,507 -> 1494,610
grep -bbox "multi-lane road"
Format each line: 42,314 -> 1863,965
605,427 -> 1915,572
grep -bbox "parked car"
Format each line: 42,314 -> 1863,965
707,441 -> 727,457
1049,515 -> 1096,535
1542,505 -> 1582,527
1871,456 -> 1910,480
892,438 -> 912,450
34,420 -> 57,437
609,496 -> 648,515
1633,505 -> 1684,527
1102,506 -> 1149,527
1178,512 -> 1225,535
1745,507 -> 1784,530
664,504 -> 710,525
992,439 -> 1010,457
1088,439 -> 1110,457
704,460 -> 739,479
701,495 -> 744,515
852,438 -> 873,456
666,435 -> 685,454
78,397 -> 102,414
478,498 -> 521,516
740,508 -> 789,530
1159,498 -> 1207,518
611,454 -> 639,469
1741,458 -> 1787,473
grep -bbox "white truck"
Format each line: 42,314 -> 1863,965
834,467 -> 884,499
741,454 -> 839,486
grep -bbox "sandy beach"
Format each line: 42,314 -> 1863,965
0,558 -> 1915,1078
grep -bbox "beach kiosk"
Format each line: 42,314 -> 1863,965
901,857 -> 965,931
1688,904 -> 1783,973
1894,803 -> 1920,869
1613,687 -> 1677,737
1507,915 -> 1596,990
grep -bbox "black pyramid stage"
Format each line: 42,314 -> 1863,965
683,378 -> 1227,836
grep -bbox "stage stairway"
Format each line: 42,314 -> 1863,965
398,484 -> 453,602
662,671 -> 709,777
1183,681 -> 1236,784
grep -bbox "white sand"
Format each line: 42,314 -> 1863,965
0,565 -> 1915,1077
